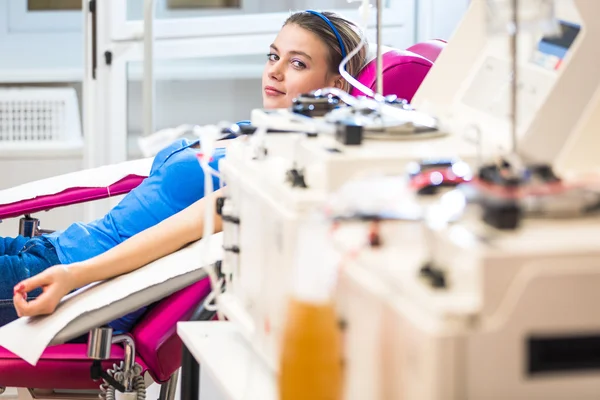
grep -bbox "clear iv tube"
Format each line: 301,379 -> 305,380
195,126 -> 224,320
339,0 -> 387,101
339,34 -> 381,99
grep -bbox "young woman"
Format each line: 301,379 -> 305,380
9,10 -> 368,327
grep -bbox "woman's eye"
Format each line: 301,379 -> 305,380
291,60 -> 306,69
267,53 -> 279,62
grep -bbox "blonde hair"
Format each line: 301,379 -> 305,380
284,11 -> 367,91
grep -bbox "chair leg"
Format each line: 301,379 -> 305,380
181,346 -> 200,400
159,369 -> 179,400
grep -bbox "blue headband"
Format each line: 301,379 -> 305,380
306,10 -> 348,60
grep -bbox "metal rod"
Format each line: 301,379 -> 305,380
510,0 -> 519,155
181,347 -> 200,400
112,334 -> 136,391
160,370 -> 180,400
376,0 -> 384,95
143,0 -> 156,138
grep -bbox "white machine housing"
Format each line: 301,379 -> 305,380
334,209 -> 600,400
218,125 -> 454,371
413,0 -> 600,176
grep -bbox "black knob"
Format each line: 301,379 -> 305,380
216,197 -> 226,216
335,122 -> 363,146
482,199 -> 522,230
286,168 -> 308,188
419,262 -> 448,289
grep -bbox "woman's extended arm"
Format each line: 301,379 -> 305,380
13,188 -> 224,317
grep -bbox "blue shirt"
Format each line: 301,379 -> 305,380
45,138 -> 225,331
47,138 -> 224,263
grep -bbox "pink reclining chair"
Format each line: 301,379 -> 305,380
0,39 -> 445,400
350,39 -> 447,101
407,39 -> 447,64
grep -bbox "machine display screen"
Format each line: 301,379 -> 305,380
459,19 -> 582,131
533,20 -> 581,70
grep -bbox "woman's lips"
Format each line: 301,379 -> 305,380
264,86 -> 285,96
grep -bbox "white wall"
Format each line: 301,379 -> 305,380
416,0 -> 471,42
127,78 -> 263,158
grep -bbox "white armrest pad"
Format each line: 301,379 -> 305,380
0,158 -> 153,206
0,233 -> 222,366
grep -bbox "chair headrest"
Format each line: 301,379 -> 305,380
351,48 -> 433,102
406,39 -> 447,63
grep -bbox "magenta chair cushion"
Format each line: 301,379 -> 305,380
132,278 -> 212,383
350,50 -> 433,102
0,344 -> 148,390
406,39 -> 446,63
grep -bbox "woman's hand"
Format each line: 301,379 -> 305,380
13,265 -> 76,318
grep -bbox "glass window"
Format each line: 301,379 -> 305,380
127,0 -> 362,21
28,0 -> 81,11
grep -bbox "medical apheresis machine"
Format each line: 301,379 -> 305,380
195,0 -> 600,399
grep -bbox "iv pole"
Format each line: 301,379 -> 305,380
376,0 -> 384,95
143,0 -> 156,138
510,0 -> 519,156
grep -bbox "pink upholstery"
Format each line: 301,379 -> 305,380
351,50 -> 433,102
0,344 -> 148,389
406,39 -> 447,63
0,175 -> 146,220
351,40 -> 447,101
132,278 -> 212,383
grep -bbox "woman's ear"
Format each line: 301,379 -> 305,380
327,74 -> 345,90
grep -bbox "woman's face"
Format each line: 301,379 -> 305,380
262,23 -> 340,109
